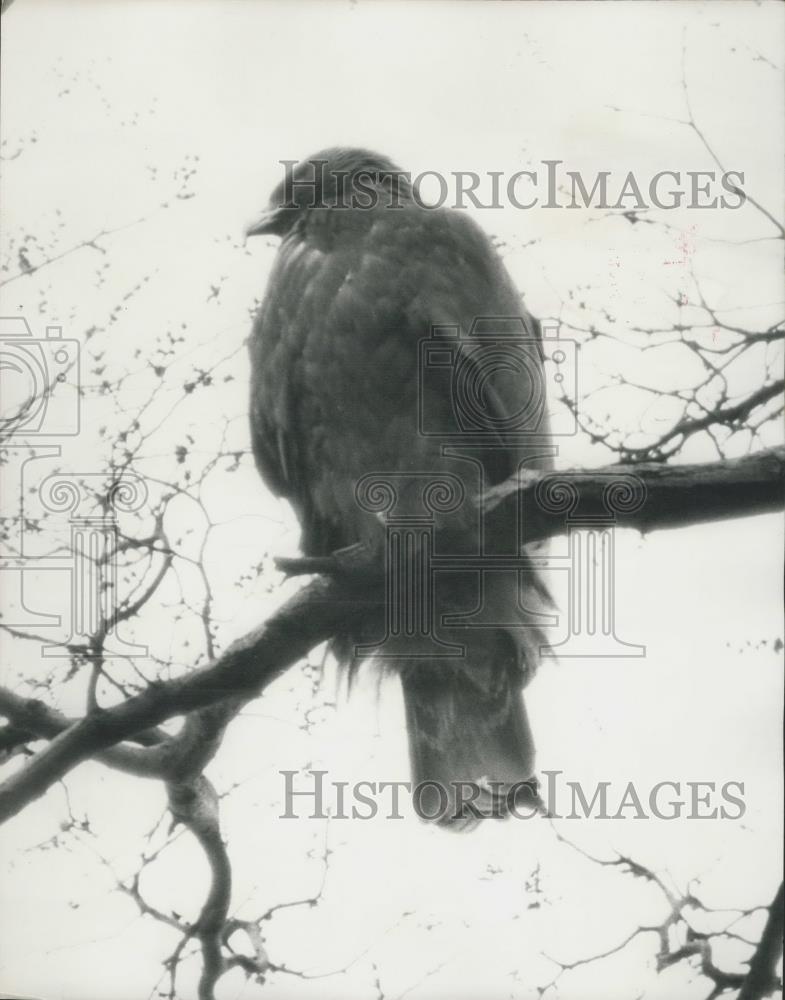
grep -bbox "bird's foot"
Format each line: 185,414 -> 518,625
274,542 -> 380,580
274,554 -> 338,576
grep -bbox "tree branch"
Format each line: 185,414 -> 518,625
484,446 -> 785,543
738,881 -> 784,1000
1,447 -> 782,824
0,578 -> 371,822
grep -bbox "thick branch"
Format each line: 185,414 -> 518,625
484,446 -> 785,543
0,687 -> 172,776
1,448 -> 782,823
0,578 -> 372,823
166,776 -> 233,1000
738,881 -> 784,1000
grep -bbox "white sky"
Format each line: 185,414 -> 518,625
0,2 -> 783,999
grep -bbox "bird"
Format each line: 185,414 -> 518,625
246,148 -> 553,827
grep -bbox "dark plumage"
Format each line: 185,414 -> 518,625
247,148 -> 552,826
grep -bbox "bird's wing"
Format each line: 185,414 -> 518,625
250,236 -> 370,552
397,206 -> 550,480
248,241 -> 316,502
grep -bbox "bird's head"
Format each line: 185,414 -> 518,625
245,147 -> 412,239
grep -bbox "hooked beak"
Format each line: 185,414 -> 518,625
244,205 -> 294,238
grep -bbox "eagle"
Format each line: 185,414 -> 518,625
247,148 -> 552,826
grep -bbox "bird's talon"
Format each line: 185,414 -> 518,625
273,544 -> 379,579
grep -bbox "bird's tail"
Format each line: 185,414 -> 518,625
400,625 -> 541,829
334,543 -> 550,829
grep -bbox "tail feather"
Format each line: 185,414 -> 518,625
334,546 -> 550,828
400,630 -> 540,829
